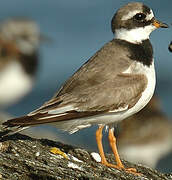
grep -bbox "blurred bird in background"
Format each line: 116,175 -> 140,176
116,95 -> 172,169
168,41 -> 172,52
0,18 -> 44,108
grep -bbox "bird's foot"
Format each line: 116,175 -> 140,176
101,161 -> 142,176
125,167 -> 142,176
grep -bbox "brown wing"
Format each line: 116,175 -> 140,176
31,72 -> 147,114
3,73 -> 147,128
29,39 -> 133,115
71,73 -> 147,111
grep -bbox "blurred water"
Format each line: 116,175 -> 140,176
0,0 -> 171,173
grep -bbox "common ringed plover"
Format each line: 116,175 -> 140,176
1,2 -> 168,175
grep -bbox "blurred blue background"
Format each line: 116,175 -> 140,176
1,0 -> 172,173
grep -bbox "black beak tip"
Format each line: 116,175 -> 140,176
161,23 -> 169,28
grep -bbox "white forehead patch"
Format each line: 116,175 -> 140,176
122,10 -> 141,21
146,9 -> 154,21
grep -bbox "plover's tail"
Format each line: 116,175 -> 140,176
0,116 -> 30,138
0,110 -> 102,138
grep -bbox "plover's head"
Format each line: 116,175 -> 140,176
111,2 -> 168,43
0,18 -> 42,54
168,41 -> 172,52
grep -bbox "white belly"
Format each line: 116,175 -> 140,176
0,60 -> 33,107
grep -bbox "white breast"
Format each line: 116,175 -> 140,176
126,61 -> 156,115
90,61 -> 156,125
0,60 -> 34,107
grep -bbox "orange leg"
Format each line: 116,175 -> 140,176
108,128 -> 124,168
96,126 -> 141,176
108,128 -> 141,175
96,125 -> 122,169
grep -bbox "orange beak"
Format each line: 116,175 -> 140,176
153,19 -> 168,28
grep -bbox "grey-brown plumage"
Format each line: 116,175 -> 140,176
2,39 -> 148,132
1,2 -> 169,175
1,2 -> 168,136
32,39 -> 148,113
111,2 -> 152,31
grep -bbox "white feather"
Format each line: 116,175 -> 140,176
38,113 -> 67,120
91,152 -> 101,162
0,61 -> 33,106
109,105 -> 128,112
122,10 -> 141,21
48,105 -> 75,114
146,10 -> 154,21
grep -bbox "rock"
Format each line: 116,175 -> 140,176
0,131 -> 171,180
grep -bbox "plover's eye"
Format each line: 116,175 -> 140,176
134,13 -> 146,21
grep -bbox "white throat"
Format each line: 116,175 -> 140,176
115,25 -> 156,43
